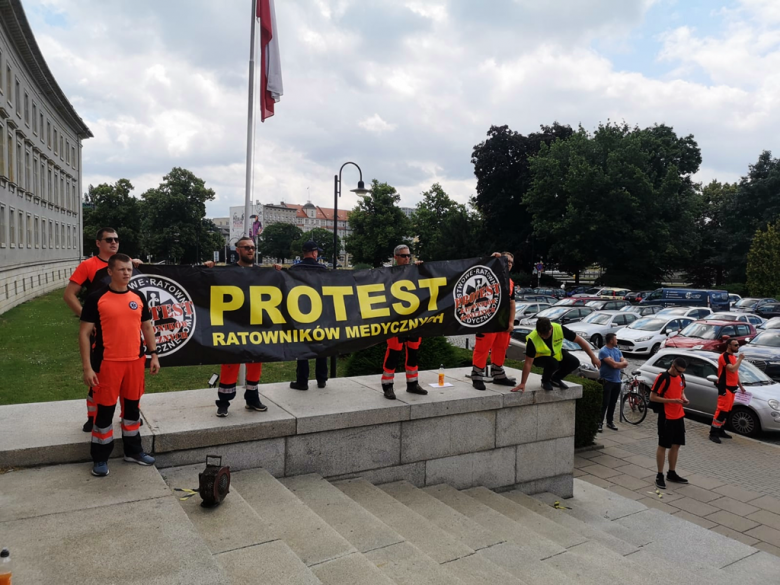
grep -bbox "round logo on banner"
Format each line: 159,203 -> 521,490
128,274 -> 196,358
453,265 -> 502,327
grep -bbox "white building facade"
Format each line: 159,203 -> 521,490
0,0 -> 92,314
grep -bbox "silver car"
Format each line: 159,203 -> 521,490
513,302 -> 552,326
509,326 -> 600,380
636,349 -> 780,436
709,312 -> 765,327
621,304 -> 663,317
571,310 -> 639,348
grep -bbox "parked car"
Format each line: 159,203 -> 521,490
759,317 -> 780,330
516,294 -> 558,304
566,286 -> 590,297
656,306 -> 713,320
519,306 -> 594,327
585,299 -> 630,311
572,287 -> 603,298
625,291 -> 650,304
553,298 -> 596,307
662,320 -> 756,353
509,326 -> 600,380
640,288 -> 730,312
729,294 -> 742,308
597,288 -> 631,299
756,303 -> 780,320
732,297 -> 778,314
621,304 -> 663,317
513,302 -> 552,324
738,330 -> 780,381
615,315 -> 694,355
708,312 -> 765,327
533,287 -> 565,299
637,349 -> 780,436
570,310 -> 639,348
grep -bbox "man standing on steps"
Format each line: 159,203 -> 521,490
598,333 -> 629,432
212,236 -> 268,417
710,340 -> 746,443
64,227 -> 142,433
471,252 -> 517,391
288,240 -> 329,391
380,244 -> 428,400
511,318 -> 600,393
649,357 -> 690,489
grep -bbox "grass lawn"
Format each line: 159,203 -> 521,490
0,288 -> 351,406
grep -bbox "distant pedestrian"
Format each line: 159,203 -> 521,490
287,240 -> 329,391
79,254 -> 158,477
471,252 -> 516,390
649,357 -> 690,489
213,236 -> 267,417
710,340 -> 746,443
598,333 -> 629,432
381,244 -> 428,400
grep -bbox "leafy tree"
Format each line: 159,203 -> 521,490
411,183 -> 483,261
259,223 -> 304,263
471,123 -> 574,270
747,220 -> 780,298
82,179 -> 142,257
140,168 -> 220,264
721,151 -> 780,283
344,180 -> 411,267
291,226 -> 341,264
524,122 -> 702,286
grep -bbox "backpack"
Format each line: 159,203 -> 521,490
649,372 -> 685,414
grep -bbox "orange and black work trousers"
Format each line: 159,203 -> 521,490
90,358 -> 145,463
711,388 -> 737,432
216,363 -> 263,408
381,336 -> 421,387
471,332 -> 511,381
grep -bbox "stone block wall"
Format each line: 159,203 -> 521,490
0,259 -> 76,314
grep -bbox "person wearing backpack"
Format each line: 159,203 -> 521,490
649,357 -> 690,489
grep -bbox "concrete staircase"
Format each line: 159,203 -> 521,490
155,466 -> 780,585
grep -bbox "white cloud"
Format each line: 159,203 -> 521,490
359,114 -> 397,133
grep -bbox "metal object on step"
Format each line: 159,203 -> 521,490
198,455 -> 231,508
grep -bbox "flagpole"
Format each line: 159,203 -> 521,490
244,0 -> 258,238
240,0 -> 258,389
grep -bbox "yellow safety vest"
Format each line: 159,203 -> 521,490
527,323 -> 564,361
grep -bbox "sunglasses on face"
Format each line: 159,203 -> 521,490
239,246 -> 256,251
396,254 -> 411,258
102,237 -> 119,243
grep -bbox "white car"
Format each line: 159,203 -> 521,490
656,307 -> 713,320
571,310 -> 639,348
615,315 -> 694,355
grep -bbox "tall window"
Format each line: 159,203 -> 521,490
40,162 -> 46,201
40,113 -> 44,142
24,91 -> 29,125
15,78 -> 20,115
16,142 -> 22,189
26,213 -> 32,248
32,103 -> 37,134
9,208 -> 15,248
66,140 -> 70,164
47,168 -> 52,202
35,216 -> 39,247
60,136 -> 63,158
48,221 -> 52,248
33,157 -> 38,197
60,223 -> 64,248
47,121 -> 51,148
18,211 -> 23,247
60,177 -> 64,207
7,133 -> 14,183
5,65 -> 11,101
0,204 -> 5,247
0,48 -> 3,96
41,218 -> 46,248
0,123 -> 4,177
72,146 -> 76,169
25,150 -> 31,193
55,221 -> 59,248
67,225 -> 71,248
54,129 -> 58,154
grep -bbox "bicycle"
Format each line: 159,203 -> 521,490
619,370 -> 648,425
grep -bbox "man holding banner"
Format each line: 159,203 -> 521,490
381,245 -> 428,400
214,236 -> 267,417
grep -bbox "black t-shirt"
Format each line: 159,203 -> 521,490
290,257 -> 328,271
526,325 -> 576,358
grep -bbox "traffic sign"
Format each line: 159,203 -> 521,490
535,262 -> 544,272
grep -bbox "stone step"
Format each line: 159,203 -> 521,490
380,480 -> 574,585
423,483 -> 566,560
502,489 -> 639,555
534,491 -> 651,547
464,486 -> 588,548
333,477 -> 525,585
231,468 -> 358,568
720,551 -> 780,585
0,462 -> 228,585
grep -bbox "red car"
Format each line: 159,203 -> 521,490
662,319 -> 756,352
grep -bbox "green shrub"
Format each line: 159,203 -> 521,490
572,378 -> 603,448
344,336 -> 462,377
352,262 -> 372,270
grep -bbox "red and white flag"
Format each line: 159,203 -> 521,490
257,0 -> 283,122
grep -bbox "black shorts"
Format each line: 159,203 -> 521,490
658,414 -> 685,448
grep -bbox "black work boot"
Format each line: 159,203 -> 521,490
491,365 -> 516,386
406,382 -> 428,395
471,367 -> 486,391
382,384 -> 396,400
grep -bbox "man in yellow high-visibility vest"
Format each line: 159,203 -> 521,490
512,317 -> 600,392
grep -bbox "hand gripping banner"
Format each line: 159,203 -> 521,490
131,256 -> 512,366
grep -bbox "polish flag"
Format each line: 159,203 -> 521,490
257,0 -> 283,122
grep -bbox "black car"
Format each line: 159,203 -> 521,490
756,303 -> 780,320
739,330 -> 780,380
733,297 -> 778,314
624,291 -> 650,304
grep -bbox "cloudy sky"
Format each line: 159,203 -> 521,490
22,0 -> 780,218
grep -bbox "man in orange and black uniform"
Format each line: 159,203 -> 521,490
213,236 -> 267,417
64,227 -> 142,432
649,357 -> 690,489
80,254 -> 159,477
381,244 -> 428,400
471,252 -> 517,390
710,339 -> 746,443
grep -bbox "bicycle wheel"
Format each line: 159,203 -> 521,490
620,391 -> 647,425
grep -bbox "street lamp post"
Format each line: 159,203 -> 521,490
331,162 -> 370,378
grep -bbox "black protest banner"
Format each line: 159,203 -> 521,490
131,256 -> 511,366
